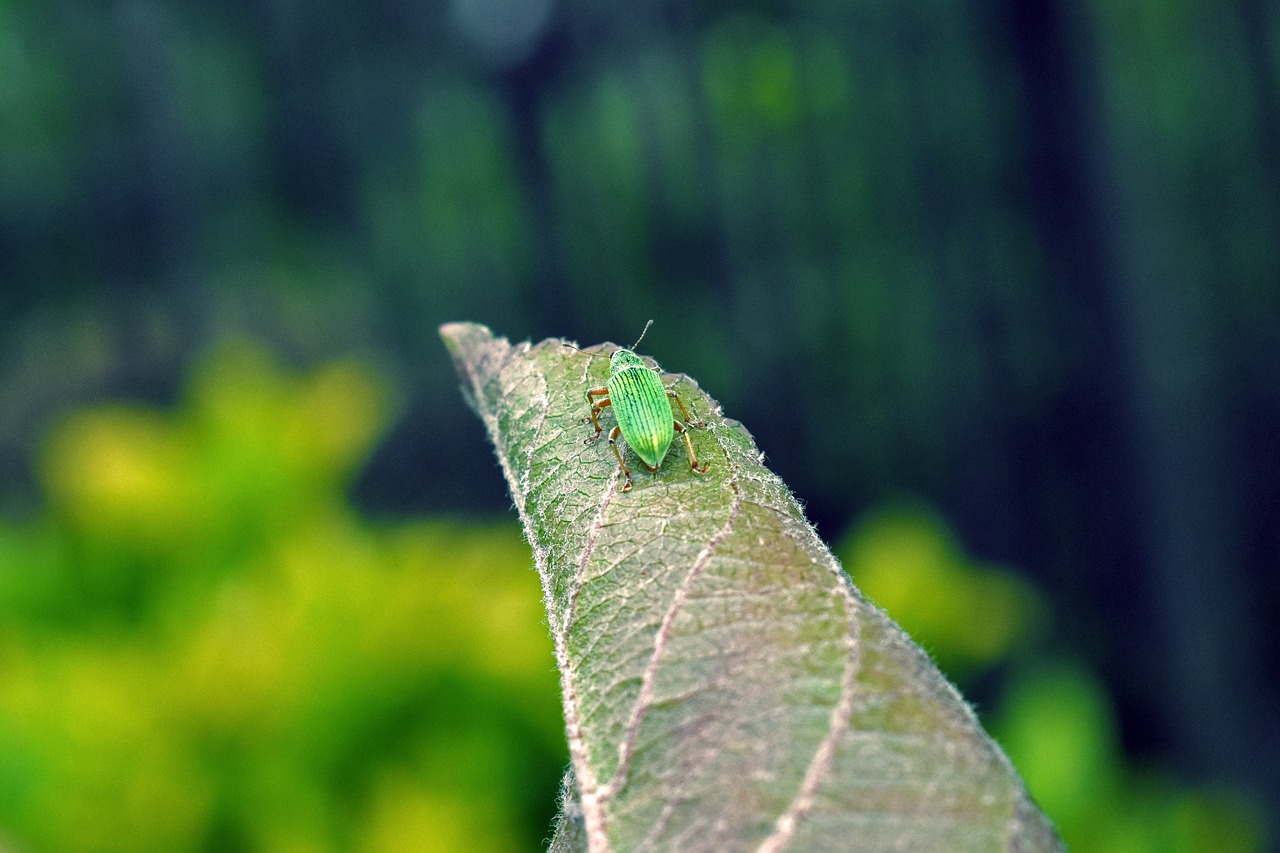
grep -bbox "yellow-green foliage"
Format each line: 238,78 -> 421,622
838,505 -> 1264,853
991,664 -> 1263,853
838,503 -> 1044,678
0,342 -> 565,852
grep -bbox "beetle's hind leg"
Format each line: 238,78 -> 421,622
607,425 -> 635,491
674,420 -> 710,474
667,390 -> 706,429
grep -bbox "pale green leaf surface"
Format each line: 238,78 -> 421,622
441,323 -> 1062,853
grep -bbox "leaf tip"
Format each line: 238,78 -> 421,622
439,321 -> 493,357
439,321 -> 501,379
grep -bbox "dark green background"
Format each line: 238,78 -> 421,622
1,0 -> 1276,849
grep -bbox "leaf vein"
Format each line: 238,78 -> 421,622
754,523 -> 864,852
593,470 -> 744,807
562,474 -> 621,852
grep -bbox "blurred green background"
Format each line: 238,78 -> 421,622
1,0 -> 1276,850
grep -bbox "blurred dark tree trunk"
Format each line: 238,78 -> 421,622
991,0 -> 1144,677
497,26 -> 580,335
1234,0 -> 1280,217
995,0 -> 1279,835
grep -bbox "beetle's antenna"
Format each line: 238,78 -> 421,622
562,342 -> 610,360
630,319 -> 654,351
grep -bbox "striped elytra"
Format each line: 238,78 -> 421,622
607,350 -> 675,469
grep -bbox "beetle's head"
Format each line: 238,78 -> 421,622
610,348 -> 648,370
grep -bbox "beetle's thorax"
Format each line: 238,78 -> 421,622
610,348 -> 651,375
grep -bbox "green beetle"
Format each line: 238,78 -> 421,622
567,322 -> 709,492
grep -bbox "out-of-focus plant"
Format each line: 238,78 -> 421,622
837,503 -> 1265,853
838,502 -> 1045,680
0,341 -> 565,853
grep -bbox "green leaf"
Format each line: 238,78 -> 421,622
440,322 -> 1062,853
